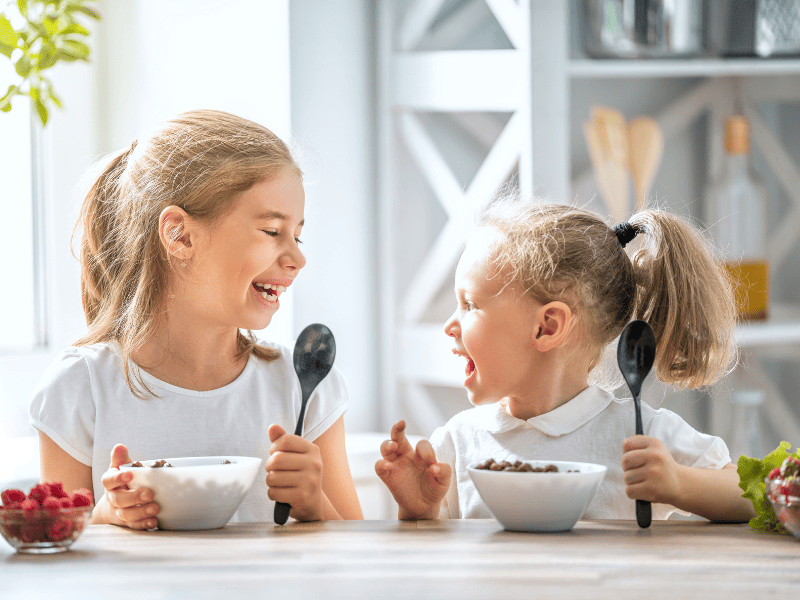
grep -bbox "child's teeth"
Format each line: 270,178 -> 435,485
261,291 -> 268,299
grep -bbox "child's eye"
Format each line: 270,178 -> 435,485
462,301 -> 476,311
295,237 -> 303,244
262,230 -> 278,237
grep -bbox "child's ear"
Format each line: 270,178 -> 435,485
159,205 -> 195,263
532,301 -> 573,352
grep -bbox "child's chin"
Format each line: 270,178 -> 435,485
467,393 -> 499,407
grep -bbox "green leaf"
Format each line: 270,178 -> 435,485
0,84 -> 18,108
17,0 -> 29,18
59,37 -> 89,59
55,48 -> 79,62
57,23 -> 88,36
38,38 -> 58,69
48,86 -> 62,109
14,53 -> 32,77
43,16 -> 58,35
0,16 -> 20,57
34,97 -> 48,126
0,41 -> 15,58
72,4 -> 100,20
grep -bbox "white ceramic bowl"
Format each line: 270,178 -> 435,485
119,456 -> 261,530
468,460 -> 607,532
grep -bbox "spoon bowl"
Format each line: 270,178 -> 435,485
617,320 -> 656,528
274,323 -> 336,525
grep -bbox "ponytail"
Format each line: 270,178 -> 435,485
626,210 -> 737,389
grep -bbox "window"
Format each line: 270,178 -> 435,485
0,63 -> 45,352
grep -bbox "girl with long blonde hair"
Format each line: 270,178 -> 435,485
31,110 -> 363,527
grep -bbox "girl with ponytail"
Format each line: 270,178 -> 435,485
376,194 -> 753,523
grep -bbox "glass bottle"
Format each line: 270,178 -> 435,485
727,389 -> 766,461
706,115 -> 769,321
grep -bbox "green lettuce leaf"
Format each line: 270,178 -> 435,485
737,441 -> 800,534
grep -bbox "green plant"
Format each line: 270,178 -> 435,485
0,0 -> 99,125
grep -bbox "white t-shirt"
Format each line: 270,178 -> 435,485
29,342 -> 348,523
430,385 -> 731,520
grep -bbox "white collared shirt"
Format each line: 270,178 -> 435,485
429,385 -> 730,520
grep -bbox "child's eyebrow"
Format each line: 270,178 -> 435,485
253,210 -> 304,226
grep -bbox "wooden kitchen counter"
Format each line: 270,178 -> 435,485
2,519 -> 799,599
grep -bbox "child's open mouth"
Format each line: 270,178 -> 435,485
465,357 -> 475,377
252,282 -> 285,304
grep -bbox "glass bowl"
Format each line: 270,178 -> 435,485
0,506 -> 92,553
766,477 -> 800,540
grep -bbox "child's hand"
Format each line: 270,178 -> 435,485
265,424 -> 324,521
621,435 -> 682,505
97,444 -> 160,530
374,420 -> 451,520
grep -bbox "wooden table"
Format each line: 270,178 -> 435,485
2,519 -> 799,599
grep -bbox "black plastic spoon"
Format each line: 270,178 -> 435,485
273,323 -> 336,525
617,319 -> 656,529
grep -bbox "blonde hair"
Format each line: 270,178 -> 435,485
479,195 -> 737,390
73,110 -> 302,398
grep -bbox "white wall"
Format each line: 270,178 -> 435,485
289,0 -> 379,433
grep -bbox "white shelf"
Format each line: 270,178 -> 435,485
735,304 -> 800,348
569,58 -> 800,79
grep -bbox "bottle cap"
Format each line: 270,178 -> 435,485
725,116 -> 750,155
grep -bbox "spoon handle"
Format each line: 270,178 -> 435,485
633,392 -> 651,527
274,387 -> 313,525
274,500 -> 291,525
636,500 -> 652,528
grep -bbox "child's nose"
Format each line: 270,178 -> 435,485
280,241 -> 306,271
443,314 -> 459,337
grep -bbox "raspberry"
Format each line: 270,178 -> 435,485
27,483 -> 51,505
70,490 -> 93,508
18,522 -> 44,544
768,467 -> 782,480
781,456 -> 800,478
3,501 -> 21,511
46,518 -> 73,542
20,497 -> 40,516
42,496 -> 62,514
1,489 -> 26,506
46,482 -> 68,499
59,497 -> 74,509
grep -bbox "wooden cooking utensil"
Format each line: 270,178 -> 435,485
583,106 -> 630,224
628,116 -> 664,210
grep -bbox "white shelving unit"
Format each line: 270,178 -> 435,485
378,0 -> 800,447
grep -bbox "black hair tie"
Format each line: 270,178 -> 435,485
613,222 -> 639,248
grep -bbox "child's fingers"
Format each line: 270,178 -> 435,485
429,461 -> 452,488
108,487 -> 155,509
265,450 -> 316,473
622,435 -> 654,452
624,479 -> 656,502
374,459 -> 390,479
390,420 -> 414,455
109,443 -> 133,469
114,502 -> 160,529
621,448 -> 650,472
379,439 -> 399,461
415,439 -> 438,466
268,423 -> 287,444
269,432 -> 314,455
622,464 -> 648,486
101,469 -> 133,492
